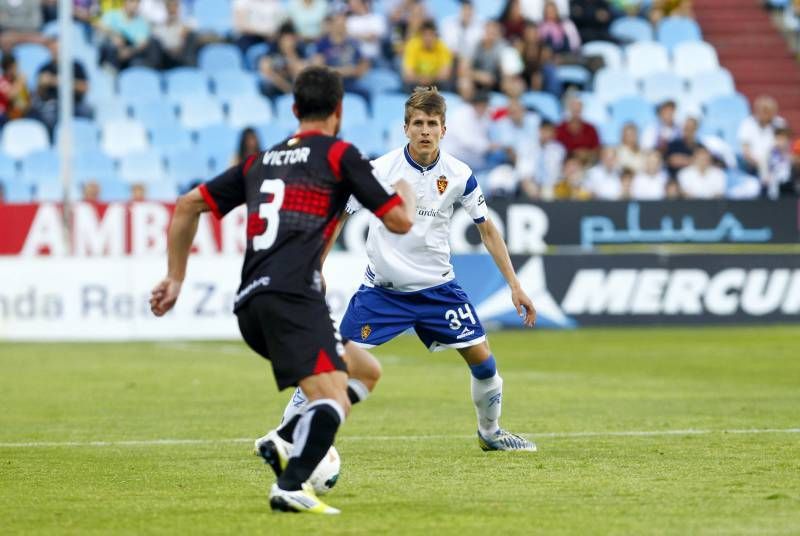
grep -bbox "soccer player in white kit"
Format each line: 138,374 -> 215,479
257,87 -> 537,464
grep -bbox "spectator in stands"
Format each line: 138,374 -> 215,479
677,145 -> 726,199
0,0 -> 45,50
233,127 -> 262,166
232,0 -> 286,52
738,95 -> 785,184
519,0 -> 569,22
765,127 -> 796,199
616,122 -> 645,174
556,92 -> 600,163
346,0 -> 388,64
554,155 -> 591,199
258,22 -> 308,97
584,146 -> 622,199
641,99 -> 681,153
520,119 -> 566,200
631,150 -> 668,200
139,0 -> 168,25
402,20 -> 453,91
498,0 -> 528,44
0,55 -> 30,125
491,98 -> 540,192
441,0 -> 484,65
537,0 -> 581,63
442,88 -> 504,172
619,167 -> 634,199
387,0 -> 428,57
74,0 -> 100,38
312,12 -> 371,104
288,0 -> 328,42
464,20 -> 508,92
664,115 -> 700,178
98,0 -> 161,69
516,22 -> 559,95
569,0 -> 613,44
648,0 -> 693,25
82,180 -> 101,202
152,0 -> 197,69
28,38 -> 92,132
131,183 -> 147,202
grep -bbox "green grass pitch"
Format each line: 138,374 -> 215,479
2,326 -> 799,535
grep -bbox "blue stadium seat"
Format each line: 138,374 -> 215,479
362,68 -> 403,96
255,123 -> 294,150
341,122 -> 386,159
101,119 -> 149,157
1,177 -> 32,203
581,41 -> 623,70
21,149 -> 60,185
592,68 -> 638,104
199,43 -> 244,72
86,69 -> 115,106
244,43 -> 270,71
599,120 -> 623,145
673,41 -> 719,79
625,41 -> 670,79
556,65 -> 591,88
704,93 -> 750,130
145,180 -> 180,202
34,181 -> 65,202
641,71 -> 685,104
165,148 -> 211,187
196,123 -> 239,171
194,0 -> 233,36
579,93 -> 610,126
211,70 -> 259,97
12,43 -> 51,91
150,124 -> 193,152
688,68 -> 735,104
227,94 -> 273,128
610,96 -> 656,130
427,0 -> 460,21
610,17 -> 654,43
0,152 -> 19,180
372,93 -> 408,126
1,119 -> 50,159
385,119 -> 409,151
96,179 -> 132,203
472,0 -> 504,19
73,152 -> 117,182
657,17 -> 702,51
93,98 -> 130,123
342,93 -> 369,129
118,67 -> 162,100
130,99 -> 179,131
175,95 -> 225,129
55,118 -> 100,153
520,91 -> 561,122
119,150 -> 166,184
489,91 -> 509,108
165,67 -> 211,98
274,94 -> 296,124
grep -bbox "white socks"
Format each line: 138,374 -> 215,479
471,373 -> 503,437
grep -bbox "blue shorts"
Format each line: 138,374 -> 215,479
339,281 -> 486,352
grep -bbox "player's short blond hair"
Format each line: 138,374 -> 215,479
404,86 -> 446,126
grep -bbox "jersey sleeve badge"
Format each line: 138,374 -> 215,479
360,324 -> 372,340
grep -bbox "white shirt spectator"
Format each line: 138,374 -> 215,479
585,163 -> 623,200
678,165 -> 726,199
139,0 -> 167,25
347,10 -> 388,61
440,103 -> 493,171
441,12 -> 484,63
234,0 -> 286,39
520,0 -> 569,22
641,121 -> 681,151
737,115 -> 782,179
631,170 -> 668,200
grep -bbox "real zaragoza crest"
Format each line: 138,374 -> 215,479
360,325 -> 372,340
436,175 -> 448,195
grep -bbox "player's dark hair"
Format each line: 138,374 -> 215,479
405,86 -> 446,126
293,66 -> 344,121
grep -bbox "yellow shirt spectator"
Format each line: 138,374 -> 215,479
402,21 -> 453,87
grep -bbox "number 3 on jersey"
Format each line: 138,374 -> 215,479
253,179 -> 285,251
445,304 -> 476,330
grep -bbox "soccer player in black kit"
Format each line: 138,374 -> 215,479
150,66 -> 415,514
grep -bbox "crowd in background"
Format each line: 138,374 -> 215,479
1,0 -> 799,204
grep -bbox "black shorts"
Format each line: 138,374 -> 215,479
236,292 -> 347,390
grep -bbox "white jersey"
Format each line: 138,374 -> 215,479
347,145 -> 489,292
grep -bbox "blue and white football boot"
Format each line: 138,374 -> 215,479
477,429 -> 537,451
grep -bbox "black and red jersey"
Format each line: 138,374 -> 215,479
199,130 -> 400,309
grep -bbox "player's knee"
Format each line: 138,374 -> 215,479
363,356 -> 382,391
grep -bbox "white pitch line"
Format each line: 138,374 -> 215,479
0,428 -> 798,449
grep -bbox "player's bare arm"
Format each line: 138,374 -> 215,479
476,218 -> 536,327
149,188 -> 209,317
